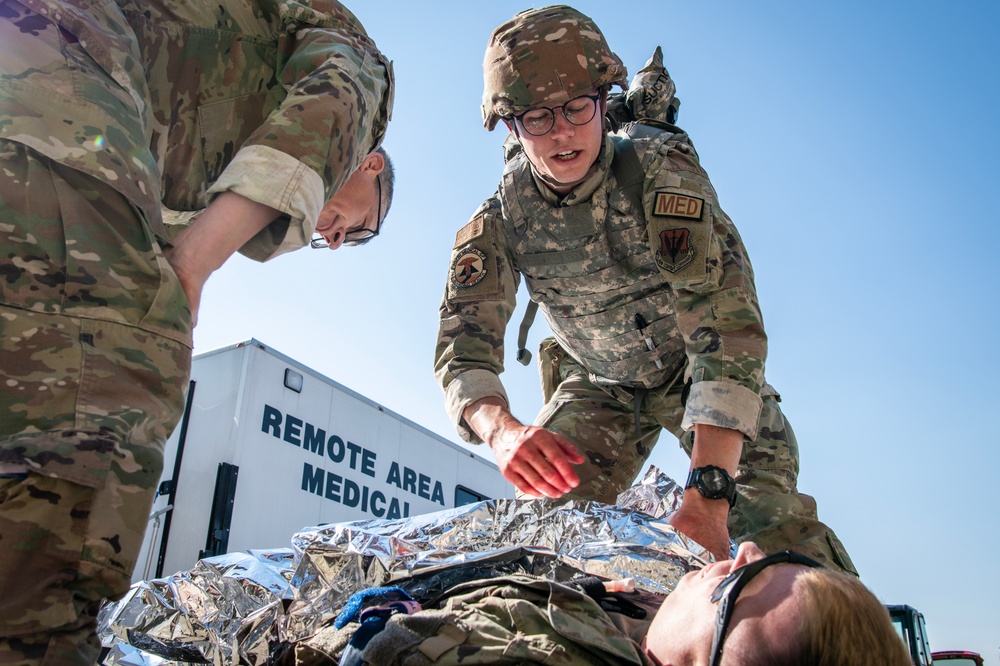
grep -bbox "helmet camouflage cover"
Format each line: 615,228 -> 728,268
482,5 -> 628,130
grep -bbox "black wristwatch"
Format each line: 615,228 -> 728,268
685,465 -> 737,508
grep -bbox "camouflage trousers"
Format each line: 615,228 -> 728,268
534,338 -> 857,576
0,142 -> 192,666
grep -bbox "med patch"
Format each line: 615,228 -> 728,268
653,192 -> 704,219
646,195 -> 713,285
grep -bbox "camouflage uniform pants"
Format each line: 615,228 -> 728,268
0,142 -> 191,666
534,338 -> 857,576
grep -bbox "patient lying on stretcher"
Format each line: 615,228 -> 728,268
289,542 -> 911,666
99,471 -> 909,665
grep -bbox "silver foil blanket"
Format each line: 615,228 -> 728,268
98,466 -> 710,666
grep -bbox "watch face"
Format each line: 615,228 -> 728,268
702,469 -> 726,493
687,466 -> 736,507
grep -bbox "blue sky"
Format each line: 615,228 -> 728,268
191,1 -> 1000,659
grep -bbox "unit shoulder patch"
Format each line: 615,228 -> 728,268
646,195 -> 713,287
451,247 -> 488,289
653,227 -> 696,273
653,192 -> 704,220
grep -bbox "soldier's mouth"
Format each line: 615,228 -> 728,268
554,150 -> 579,161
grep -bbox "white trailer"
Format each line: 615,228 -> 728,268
135,339 -> 513,582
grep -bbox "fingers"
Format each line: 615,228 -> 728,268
539,438 -> 582,493
556,437 -> 586,465
508,455 -> 569,498
506,470 -> 546,499
498,428 -> 582,499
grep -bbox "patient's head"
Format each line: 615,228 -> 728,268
643,542 -> 910,665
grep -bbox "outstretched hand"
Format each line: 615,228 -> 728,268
491,423 -> 585,498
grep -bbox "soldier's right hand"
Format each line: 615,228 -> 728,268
490,424 -> 584,498
164,192 -> 282,329
163,244 -> 204,328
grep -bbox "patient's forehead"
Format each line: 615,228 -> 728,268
642,563 -> 806,665
721,567 -> 804,661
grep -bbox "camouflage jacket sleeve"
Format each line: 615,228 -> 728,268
210,25 -> 393,262
434,197 -> 520,444
641,132 -> 766,438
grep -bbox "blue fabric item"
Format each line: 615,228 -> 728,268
333,586 -> 412,629
337,615 -> 389,666
337,643 -> 363,666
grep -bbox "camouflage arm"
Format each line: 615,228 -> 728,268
645,138 -> 765,438
221,28 -> 392,262
434,199 -> 520,444
207,146 -> 324,262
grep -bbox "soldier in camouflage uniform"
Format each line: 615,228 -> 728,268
0,1 -> 393,664
434,5 -> 855,575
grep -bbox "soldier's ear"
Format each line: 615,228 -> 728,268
360,151 -> 384,176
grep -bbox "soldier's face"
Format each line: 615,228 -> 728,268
314,152 -> 384,250
508,91 -> 605,195
642,542 -> 805,665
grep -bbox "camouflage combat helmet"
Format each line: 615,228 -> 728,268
482,5 -> 628,130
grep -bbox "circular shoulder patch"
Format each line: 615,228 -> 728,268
451,248 -> 488,289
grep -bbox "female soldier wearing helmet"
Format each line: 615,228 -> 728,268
434,5 -> 854,573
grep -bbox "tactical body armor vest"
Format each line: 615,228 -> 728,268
498,125 -> 687,390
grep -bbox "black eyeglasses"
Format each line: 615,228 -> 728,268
512,93 -> 601,136
310,172 -> 382,249
708,550 -> 823,666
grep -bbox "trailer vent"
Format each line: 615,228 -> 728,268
284,368 -> 303,393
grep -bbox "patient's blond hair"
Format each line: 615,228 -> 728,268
725,566 -> 910,665
788,568 -> 911,665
